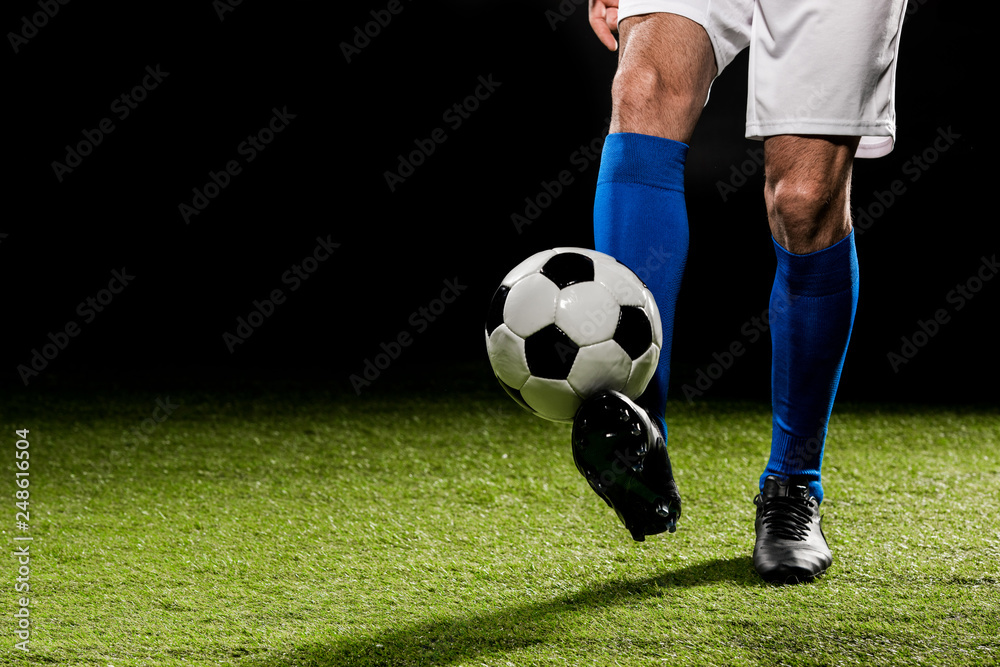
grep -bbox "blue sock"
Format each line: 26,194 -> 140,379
593,132 -> 689,441
763,231 -> 860,502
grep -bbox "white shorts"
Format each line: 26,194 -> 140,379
619,0 -> 908,158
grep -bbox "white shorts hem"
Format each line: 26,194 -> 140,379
745,121 -> 897,158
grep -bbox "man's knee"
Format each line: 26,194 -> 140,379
767,176 -> 840,234
766,174 -> 850,253
764,136 -> 858,253
611,63 -> 701,124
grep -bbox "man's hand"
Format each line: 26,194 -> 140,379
589,0 -> 619,51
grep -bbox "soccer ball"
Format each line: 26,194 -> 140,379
485,247 -> 662,423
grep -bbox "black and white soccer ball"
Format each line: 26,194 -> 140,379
485,247 -> 662,423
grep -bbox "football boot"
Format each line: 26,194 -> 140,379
571,390 -> 681,541
753,475 -> 832,583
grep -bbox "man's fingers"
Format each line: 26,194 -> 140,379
589,1 -> 619,51
588,13 -> 615,51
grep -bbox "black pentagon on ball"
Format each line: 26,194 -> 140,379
524,323 -> 579,379
485,284 -> 509,335
540,252 -> 594,289
614,305 -> 653,360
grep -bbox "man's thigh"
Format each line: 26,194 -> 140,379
611,12 -> 717,142
619,0 -> 752,79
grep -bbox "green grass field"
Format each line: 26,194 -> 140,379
3,371 -> 999,666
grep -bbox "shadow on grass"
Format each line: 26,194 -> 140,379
247,555 -> 761,667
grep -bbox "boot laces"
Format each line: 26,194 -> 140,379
759,495 -> 813,541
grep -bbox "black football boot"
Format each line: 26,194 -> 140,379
571,390 -> 681,541
753,475 -> 832,583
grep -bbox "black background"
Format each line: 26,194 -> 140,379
5,0 -> 994,404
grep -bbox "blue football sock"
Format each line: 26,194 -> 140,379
763,231 -> 860,502
593,132 -> 689,441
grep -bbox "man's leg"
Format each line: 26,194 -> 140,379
763,134 -> 860,494
574,13 -> 716,540
597,13 -> 715,434
754,134 -> 861,582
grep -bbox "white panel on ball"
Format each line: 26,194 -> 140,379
503,273 -> 560,338
554,282 -> 620,346
486,324 -> 531,390
594,261 -> 647,307
643,293 -> 663,346
623,345 -> 660,399
520,376 -> 582,423
567,340 -> 632,398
